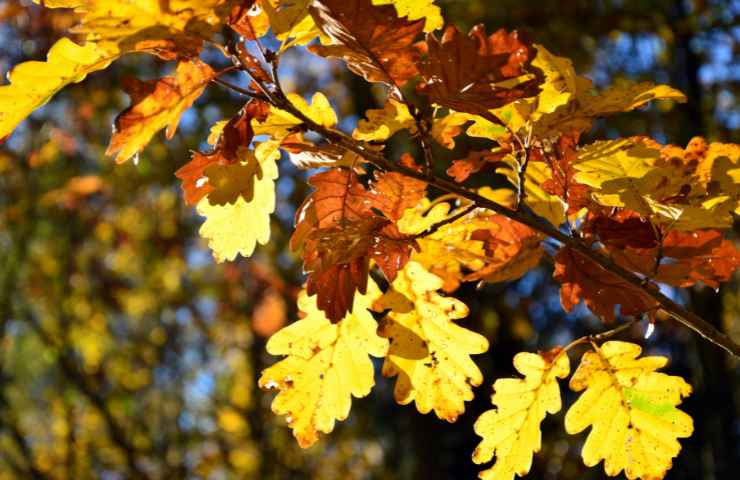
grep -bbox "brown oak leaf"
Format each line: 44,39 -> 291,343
553,246 -> 659,322
541,134 -> 592,214
175,100 -> 269,205
309,0 -> 424,93
609,229 -> 740,289
417,25 -> 541,117
465,216 -> 543,284
293,168 -> 416,321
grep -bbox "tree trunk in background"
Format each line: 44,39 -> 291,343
673,3 -> 738,478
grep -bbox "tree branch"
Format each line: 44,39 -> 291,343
233,40 -> 740,359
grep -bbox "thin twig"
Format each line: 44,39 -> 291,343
412,203 -> 477,240
562,318 -> 639,354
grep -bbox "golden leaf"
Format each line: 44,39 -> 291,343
259,280 -> 388,448
196,142 -> 279,262
377,261 -> 489,421
0,39 -> 114,140
106,59 -> 215,163
353,99 -> 416,142
575,138 -> 740,230
262,0 -> 320,47
565,341 -> 693,480
372,0 -> 443,32
398,199 -> 496,292
253,92 -> 337,141
2,0 -> 230,140
534,79 -> 686,137
473,351 -> 570,480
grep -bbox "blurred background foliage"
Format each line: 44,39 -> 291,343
0,0 -> 738,478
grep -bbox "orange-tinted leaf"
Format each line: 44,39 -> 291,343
106,59 -> 215,163
295,169 -> 417,321
465,216 -> 543,284
553,246 -> 658,322
417,25 -> 540,117
446,149 -> 508,182
370,171 -> 426,221
175,100 -> 269,205
610,229 -> 740,289
309,0 -> 424,92
583,211 -> 658,249
228,0 -> 270,40
540,134 -> 591,214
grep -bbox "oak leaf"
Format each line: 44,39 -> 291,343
464,216 -> 543,285
259,281 -> 388,448
575,137 -> 740,230
253,92 -> 337,141
2,0 -> 232,139
309,0 -> 425,92
176,100 -> 269,206
106,59 -> 215,163
294,168 -> 417,321
372,0 -> 443,32
565,341 -> 693,480
376,261 -> 488,421
473,351 -> 570,480
534,79 -> 686,137
353,99 -> 416,142
553,247 -> 658,322
195,142 -> 279,262
262,0 -> 320,47
606,228 -> 740,289
417,25 -> 541,118
431,111 -> 471,149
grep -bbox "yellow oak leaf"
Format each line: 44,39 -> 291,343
534,79 -> 686,137
262,0 -> 320,47
204,149 -> 264,206
492,44 -> 577,134
473,351 -> 570,480
431,111 -> 470,149
253,92 -> 337,141
353,99 -> 416,142
398,199 -> 498,292
259,280 -> 388,448
565,341 -> 693,480
530,44 -> 577,115
106,59 -> 215,163
2,0 -> 229,140
496,155 -> 566,227
0,39 -> 115,140
573,138 -> 667,214
372,0 -> 443,32
376,261 -> 489,421
575,138 -> 740,230
38,0 -> 227,54
196,142 -> 279,262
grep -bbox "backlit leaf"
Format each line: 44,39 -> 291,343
473,351 -> 570,480
259,281 -> 388,448
553,246 -> 658,322
371,0 -> 443,32
565,341 -> 693,480
417,25 -> 541,118
377,261 -> 489,421
309,0 -> 425,92
196,142 -> 279,262
106,59 -> 215,163
353,99 -> 416,142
